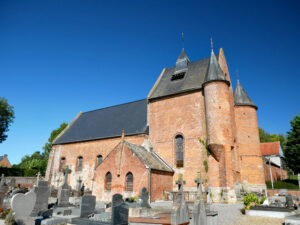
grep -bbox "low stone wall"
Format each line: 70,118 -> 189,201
5,177 -> 38,189
267,189 -> 300,197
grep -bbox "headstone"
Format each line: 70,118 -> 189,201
57,165 -> 72,207
9,177 -> 16,190
80,195 -> 96,217
234,181 -> 241,198
111,194 -> 129,225
74,177 -> 82,197
31,180 -> 51,216
140,187 -> 151,208
280,189 -> 288,196
191,172 -> 207,225
0,174 -> 7,207
171,174 -> 189,225
298,173 -> 300,190
11,190 -> 37,225
286,194 -> 294,209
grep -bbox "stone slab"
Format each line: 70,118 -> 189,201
41,217 -> 68,225
80,195 -> 96,217
70,218 -> 111,225
11,190 -> 36,217
285,214 -> 300,225
247,209 -> 291,218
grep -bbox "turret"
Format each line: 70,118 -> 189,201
234,80 -> 266,191
203,49 -> 236,202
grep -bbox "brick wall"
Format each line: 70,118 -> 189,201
235,106 -> 265,185
93,141 -> 149,201
267,189 -> 300,197
150,169 -> 173,201
264,163 -> 288,181
149,91 -> 207,191
6,177 -> 37,189
48,134 -> 146,191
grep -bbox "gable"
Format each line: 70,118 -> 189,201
53,99 -> 148,145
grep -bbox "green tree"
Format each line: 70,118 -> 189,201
259,127 -> 286,149
43,122 -> 68,157
284,114 -> 300,174
0,97 -> 15,143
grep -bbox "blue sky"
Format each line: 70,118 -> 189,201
0,0 -> 299,164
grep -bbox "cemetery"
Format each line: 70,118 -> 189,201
0,168 -> 298,225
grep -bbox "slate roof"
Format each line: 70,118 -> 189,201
176,48 -> 190,63
203,50 -> 228,85
148,56 -> 211,100
53,99 -> 148,145
0,156 -> 3,161
234,80 -> 257,109
124,141 -> 173,172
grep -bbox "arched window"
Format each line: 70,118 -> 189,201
175,135 -> 184,167
77,156 -> 83,171
60,157 -> 66,171
125,172 -> 133,192
97,155 -> 102,166
105,172 -> 112,191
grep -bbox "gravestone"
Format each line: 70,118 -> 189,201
111,194 -> 129,225
298,174 -> 300,190
191,172 -> 207,225
57,165 -> 72,207
9,177 -> 16,190
140,187 -> 150,208
80,195 -> 96,217
74,177 -> 82,197
31,180 -> 51,216
11,190 -> 37,225
234,181 -> 241,198
280,189 -> 288,196
0,174 -> 7,207
286,194 -> 294,209
171,174 -> 189,225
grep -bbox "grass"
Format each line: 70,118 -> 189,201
288,174 -> 298,180
266,179 -> 299,189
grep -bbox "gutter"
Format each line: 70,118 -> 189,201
148,167 -> 151,203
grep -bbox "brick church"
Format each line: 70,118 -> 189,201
45,46 -> 266,203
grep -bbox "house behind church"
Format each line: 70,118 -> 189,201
45,46 -> 266,203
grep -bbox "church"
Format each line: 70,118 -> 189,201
45,45 -> 266,203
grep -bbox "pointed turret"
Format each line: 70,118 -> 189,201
175,48 -> 190,74
203,50 -> 229,85
234,80 -> 257,109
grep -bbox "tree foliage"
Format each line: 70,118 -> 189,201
0,97 -> 15,143
15,122 -> 68,176
259,127 -> 286,148
284,114 -> 300,174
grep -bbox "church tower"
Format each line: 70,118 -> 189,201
234,80 -> 266,191
203,48 -> 237,203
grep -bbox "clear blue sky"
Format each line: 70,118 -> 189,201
0,0 -> 299,164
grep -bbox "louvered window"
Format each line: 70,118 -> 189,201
176,135 -> 184,167
126,172 -> 133,192
77,157 -> 83,171
60,157 -> 66,171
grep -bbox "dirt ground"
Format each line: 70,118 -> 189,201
233,215 -> 284,225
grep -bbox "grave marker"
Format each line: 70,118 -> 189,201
31,180 -> 51,216
140,187 -> 151,208
57,165 -> 72,207
112,194 -> 129,225
80,195 -> 96,217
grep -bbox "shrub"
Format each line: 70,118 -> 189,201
243,193 -> 259,206
240,208 -> 246,215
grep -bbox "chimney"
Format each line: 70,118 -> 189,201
4,154 -> 7,158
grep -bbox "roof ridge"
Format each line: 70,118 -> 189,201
83,98 -> 147,114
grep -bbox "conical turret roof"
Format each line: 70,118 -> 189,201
234,80 -> 257,109
203,50 -> 228,85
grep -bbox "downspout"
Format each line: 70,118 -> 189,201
148,167 -> 151,203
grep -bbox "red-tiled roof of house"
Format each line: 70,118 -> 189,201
260,141 -> 280,156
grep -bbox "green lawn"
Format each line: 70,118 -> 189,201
266,179 -> 299,189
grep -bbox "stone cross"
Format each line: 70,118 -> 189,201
195,171 -> 204,201
74,177 -> 82,197
175,173 -> 186,203
62,165 -> 72,186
